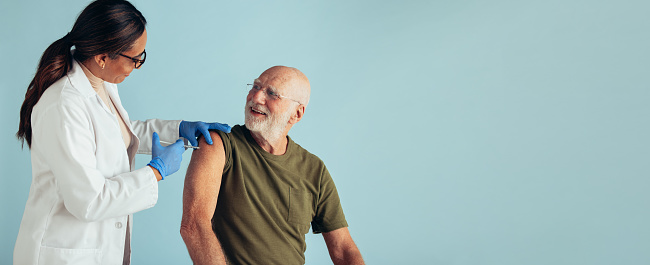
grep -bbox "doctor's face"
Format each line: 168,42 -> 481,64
103,29 -> 147,84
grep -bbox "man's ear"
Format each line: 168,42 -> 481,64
288,104 -> 305,125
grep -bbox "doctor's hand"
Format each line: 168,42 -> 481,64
179,120 -> 231,147
147,132 -> 185,180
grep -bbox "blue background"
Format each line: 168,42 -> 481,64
2,0 -> 649,264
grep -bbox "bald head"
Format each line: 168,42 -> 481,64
245,66 -> 311,147
258,66 -> 310,106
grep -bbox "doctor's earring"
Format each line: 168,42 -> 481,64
101,64 -> 105,70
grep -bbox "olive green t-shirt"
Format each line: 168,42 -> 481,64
212,125 -> 348,265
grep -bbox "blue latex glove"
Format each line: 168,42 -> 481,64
147,132 -> 185,180
179,121 -> 231,147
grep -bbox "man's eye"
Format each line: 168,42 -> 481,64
252,85 -> 261,90
267,90 -> 279,97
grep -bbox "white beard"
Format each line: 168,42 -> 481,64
244,101 -> 293,142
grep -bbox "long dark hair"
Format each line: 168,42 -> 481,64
17,0 -> 146,148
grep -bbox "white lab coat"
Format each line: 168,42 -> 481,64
14,60 -> 181,265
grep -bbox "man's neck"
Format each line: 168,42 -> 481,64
249,131 -> 289,155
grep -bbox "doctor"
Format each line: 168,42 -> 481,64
13,1 -> 229,264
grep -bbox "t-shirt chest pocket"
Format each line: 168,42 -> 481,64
287,188 -> 314,225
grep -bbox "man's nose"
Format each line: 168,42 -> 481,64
250,88 -> 267,103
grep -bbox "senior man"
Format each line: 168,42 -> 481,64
180,66 -> 364,265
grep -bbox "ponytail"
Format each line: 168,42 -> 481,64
17,34 -> 74,148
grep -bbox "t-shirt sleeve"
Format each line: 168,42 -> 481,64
311,166 -> 348,234
214,129 -> 233,172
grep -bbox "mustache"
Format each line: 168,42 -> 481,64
246,101 -> 269,114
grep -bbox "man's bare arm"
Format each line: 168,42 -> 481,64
180,131 -> 228,264
323,227 -> 365,265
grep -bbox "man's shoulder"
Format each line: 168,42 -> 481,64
289,138 -> 325,165
211,124 -> 244,141
209,125 -> 251,157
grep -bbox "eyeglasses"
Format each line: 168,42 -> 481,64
119,50 -> 146,69
247,83 -> 302,105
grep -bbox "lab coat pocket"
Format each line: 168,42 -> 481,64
38,245 -> 102,265
287,188 -> 313,227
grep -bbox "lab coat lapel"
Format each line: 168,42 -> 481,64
105,84 -> 140,169
67,60 -> 100,98
104,85 -> 130,129
68,60 -> 114,114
